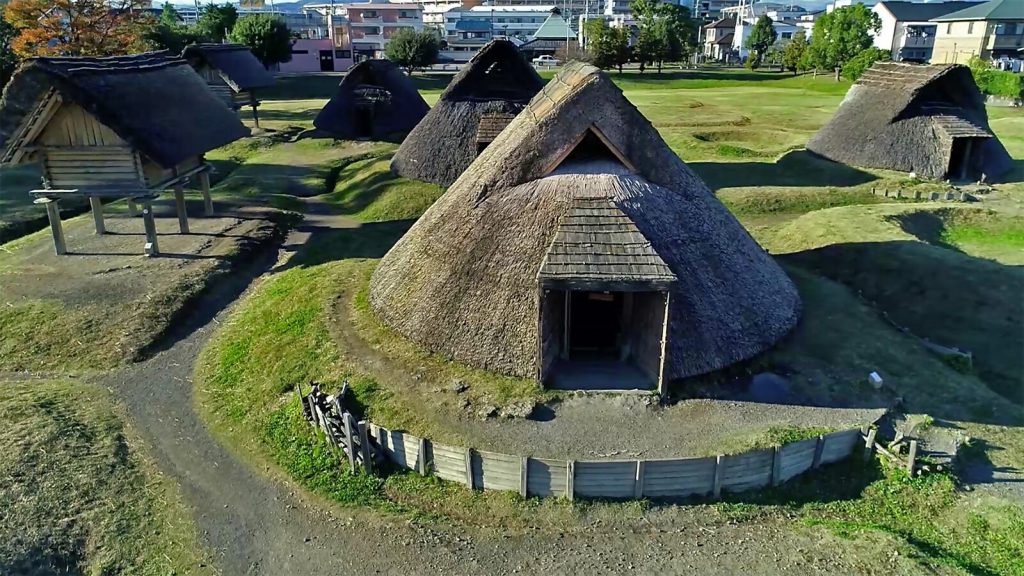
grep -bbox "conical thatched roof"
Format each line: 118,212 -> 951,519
313,59 -> 429,141
0,52 -> 248,167
806,62 -> 1011,181
390,39 -> 544,187
370,62 -> 801,383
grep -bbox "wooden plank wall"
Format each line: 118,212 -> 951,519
720,449 -> 774,493
573,460 -> 637,499
43,148 -> 142,189
777,438 -> 819,483
431,442 -> 468,485
473,450 -> 521,492
819,429 -> 861,465
526,458 -> 568,498
642,456 -> 717,498
38,102 -> 125,147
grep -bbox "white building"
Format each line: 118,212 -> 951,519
732,18 -> 799,59
445,4 -> 557,40
871,1 -> 985,62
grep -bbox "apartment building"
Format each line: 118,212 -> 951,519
871,1 -> 983,62
930,0 -> 1023,64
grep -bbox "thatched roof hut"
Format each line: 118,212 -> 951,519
390,39 -> 544,187
807,62 -> 1011,181
370,62 -> 801,392
0,52 -> 248,254
182,43 -> 275,126
313,59 -> 429,141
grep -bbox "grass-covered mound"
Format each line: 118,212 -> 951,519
0,380 -> 214,575
324,155 -> 444,222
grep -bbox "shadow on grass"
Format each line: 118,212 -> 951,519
887,210 -> 961,251
691,150 -> 877,190
262,73 -> 453,102
290,220 -> 413,270
996,159 -> 1024,184
256,108 -> 323,124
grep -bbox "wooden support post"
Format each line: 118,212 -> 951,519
39,199 -> 66,255
520,457 -> 529,498
89,196 -> 105,235
566,460 -> 575,501
771,446 -> 782,486
417,437 -> 428,475
863,429 -> 878,461
712,454 -> 724,499
198,171 -> 213,216
342,413 -> 356,473
906,440 -> 918,475
173,184 -> 189,234
142,202 -> 159,256
127,199 -> 139,217
251,104 -> 260,129
634,460 -> 645,498
465,448 -> 475,489
357,421 -> 372,473
812,435 -> 825,468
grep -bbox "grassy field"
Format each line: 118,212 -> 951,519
0,379 -> 215,575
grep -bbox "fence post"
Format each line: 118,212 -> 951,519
634,460 -> 645,498
417,437 -> 428,475
771,446 -> 782,486
464,448 -> 475,489
712,454 -> 724,499
342,413 -> 356,473
566,460 -> 575,501
863,428 -> 877,461
357,420 -> 373,474
520,457 -> 529,498
907,440 -> 918,475
812,435 -> 825,468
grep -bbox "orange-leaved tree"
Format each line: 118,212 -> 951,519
4,0 -> 153,58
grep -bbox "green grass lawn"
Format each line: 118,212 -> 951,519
0,379 -> 215,575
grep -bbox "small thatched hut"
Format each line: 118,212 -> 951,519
182,43 -> 275,127
314,59 -> 429,141
390,39 -> 544,187
370,62 -> 801,392
807,62 -> 1011,181
0,52 -> 249,255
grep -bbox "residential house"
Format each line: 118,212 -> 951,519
701,17 -> 737,61
519,9 -> 579,59
872,1 -> 984,62
304,3 -> 424,62
930,0 -> 1024,64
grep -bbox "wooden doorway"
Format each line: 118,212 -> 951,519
567,291 -> 622,360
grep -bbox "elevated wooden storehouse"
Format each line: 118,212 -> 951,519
807,62 -> 1012,181
0,52 -> 249,255
371,63 -> 802,393
182,44 -> 275,127
313,59 -> 429,141
390,39 -> 545,187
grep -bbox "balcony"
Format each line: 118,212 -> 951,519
902,35 -> 934,48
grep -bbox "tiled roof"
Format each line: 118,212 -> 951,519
931,0 -> 1020,21
920,105 -> 993,137
877,1 -> 983,22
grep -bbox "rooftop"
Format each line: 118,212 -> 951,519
931,0 -> 1021,21
876,1 -> 985,22
531,11 -> 573,40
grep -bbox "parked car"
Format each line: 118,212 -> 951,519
532,55 -> 560,66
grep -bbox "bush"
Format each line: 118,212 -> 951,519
968,56 -> 1024,99
841,47 -> 889,81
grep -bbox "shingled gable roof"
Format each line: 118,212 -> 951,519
0,52 -> 249,167
313,59 -> 429,140
371,61 -> 801,381
181,43 -> 275,91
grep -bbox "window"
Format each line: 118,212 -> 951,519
967,22 -> 974,34
361,10 -> 378,18
362,26 -> 381,34
995,22 -> 1019,35
335,49 -> 352,58
781,32 -> 792,39
291,49 -> 310,54
399,10 -> 416,18
946,23 -> 952,34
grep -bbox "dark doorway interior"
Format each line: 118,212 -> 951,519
569,291 -> 622,360
319,50 -> 335,72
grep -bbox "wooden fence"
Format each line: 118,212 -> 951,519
300,386 -> 865,500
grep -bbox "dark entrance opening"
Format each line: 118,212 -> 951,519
352,85 -> 391,138
948,137 -> 977,181
569,291 -> 622,360
319,50 -> 335,72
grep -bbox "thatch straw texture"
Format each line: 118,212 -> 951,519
390,39 -> 544,186
806,62 -> 1011,181
370,62 -> 801,382
0,52 -> 248,167
314,59 -> 429,141
181,43 -> 274,91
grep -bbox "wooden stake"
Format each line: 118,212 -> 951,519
342,412 -> 356,473
566,460 -> 575,500
520,457 -> 529,498
812,435 -> 825,468
357,420 -> 372,473
89,196 -> 105,235
863,429 -> 878,461
634,460 -> 645,498
906,440 -> 918,475
39,199 -> 66,255
771,446 -> 782,486
142,202 -> 159,256
198,170 -> 213,216
712,454 -> 724,499
417,437 -> 428,475
465,448 -> 475,489
173,184 -> 189,234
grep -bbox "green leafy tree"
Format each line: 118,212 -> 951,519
0,9 -> 18,88
196,3 -> 237,43
655,3 -> 694,69
807,4 -> 881,74
145,2 -> 201,53
744,15 -> 776,68
584,18 -> 617,69
967,56 -> 1023,99
228,14 -> 291,68
841,47 -> 889,81
384,28 -> 439,74
781,29 -> 808,73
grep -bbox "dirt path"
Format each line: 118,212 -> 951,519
83,198 -> 944,575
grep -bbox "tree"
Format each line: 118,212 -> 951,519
806,4 -> 881,74
145,2 -> 201,53
744,15 -> 776,68
384,28 -> 439,74
196,3 -> 237,43
781,29 -> 808,74
0,9 -> 17,88
841,47 -> 889,81
4,0 -> 151,58
585,19 -> 632,73
228,14 -> 291,68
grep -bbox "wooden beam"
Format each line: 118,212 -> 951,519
712,454 -> 724,499
812,435 -> 825,468
198,170 -> 213,216
906,440 -> 918,475
465,448 -> 475,489
863,428 -> 878,461
657,291 -> 671,396
566,460 -> 575,500
35,198 -> 66,255
520,457 -> 529,498
771,446 -> 782,486
127,199 -> 138,217
634,460 -> 645,498
89,196 -> 105,235
173,184 -> 189,234
357,420 -> 373,474
142,202 -> 160,256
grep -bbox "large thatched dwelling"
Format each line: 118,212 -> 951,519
807,62 -> 1012,181
182,43 -> 275,126
314,59 -> 429,141
390,39 -> 544,187
370,62 -> 801,392
0,52 -> 249,254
